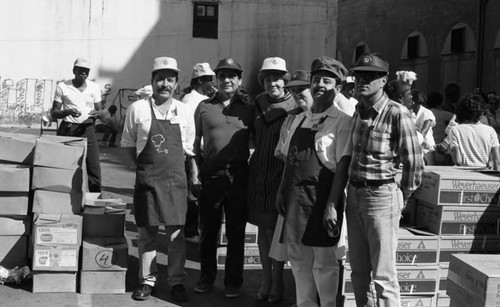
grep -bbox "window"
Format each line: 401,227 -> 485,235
193,2 -> 218,39
451,27 -> 465,53
407,35 -> 419,59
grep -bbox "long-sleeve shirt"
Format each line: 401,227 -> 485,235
349,93 -> 423,196
121,97 -> 195,157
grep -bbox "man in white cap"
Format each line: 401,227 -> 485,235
182,62 -> 216,110
121,56 -> 196,302
50,57 -> 103,192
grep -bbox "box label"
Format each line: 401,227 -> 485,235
35,227 -> 78,245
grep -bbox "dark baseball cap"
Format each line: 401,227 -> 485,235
285,70 -> 311,88
310,56 -> 348,81
214,57 -> 243,73
351,52 -> 389,73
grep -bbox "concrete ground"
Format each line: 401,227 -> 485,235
0,127 -> 298,307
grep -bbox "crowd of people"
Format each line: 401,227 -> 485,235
51,53 -> 500,306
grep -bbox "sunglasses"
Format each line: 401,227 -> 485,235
353,71 -> 387,82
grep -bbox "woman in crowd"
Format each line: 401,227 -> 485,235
411,88 -> 436,164
247,57 -> 300,303
445,94 -> 500,169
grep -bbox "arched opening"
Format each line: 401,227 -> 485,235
400,31 -> 429,92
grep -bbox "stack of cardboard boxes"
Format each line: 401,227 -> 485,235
412,166 -> 500,306
80,194 -> 127,294
217,216 -> 260,269
30,135 -> 87,292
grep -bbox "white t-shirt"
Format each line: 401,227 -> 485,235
54,80 -> 102,124
182,90 -> 208,112
448,123 -> 500,167
413,105 -> 436,149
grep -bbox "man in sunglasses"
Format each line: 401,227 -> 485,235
346,53 -> 423,306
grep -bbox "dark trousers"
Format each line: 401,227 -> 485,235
184,161 -> 199,238
95,123 -> 118,145
58,121 -> 102,192
198,166 -> 248,288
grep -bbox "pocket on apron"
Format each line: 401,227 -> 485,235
136,164 -> 155,189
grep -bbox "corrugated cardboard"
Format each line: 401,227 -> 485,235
448,254 -> 500,306
447,279 -> 484,307
32,190 -> 84,215
0,215 -> 31,235
344,294 -> 436,307
438,235 -> 500,263
32,166 -> 84,193
437,293 -> 451,307
438,264 -> 448,292
0,193 -> 30,215
33,137 -> 85,170
416,200 -> 500,235
82,206 -> 126,238
0,235 -> 28,258
220,222 -> 258,246
81,237 -> 128,271
32,245 -> 79,271
32,271 -> 77,293
346,227 -> 439,265
33,214 -> 82,246
217,245 -> 260,268
0,132 -> 37,164
0,164 -> 30,192
79,271 -> 126,294
343,265 -> 439,295
413,166 -> 500,206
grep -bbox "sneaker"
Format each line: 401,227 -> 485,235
225,286 -> 241,298
171,284 -> 188,302
131,284 -> 155,301
194,281 -> 213,294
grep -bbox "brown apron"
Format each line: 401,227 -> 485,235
133,101 -> 187,227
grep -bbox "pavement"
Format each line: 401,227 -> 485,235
0,127 -> 297,307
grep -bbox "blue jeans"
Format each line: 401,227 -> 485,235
346,182 -> 403,307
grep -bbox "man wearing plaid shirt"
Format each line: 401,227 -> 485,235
346,53 -> 423,306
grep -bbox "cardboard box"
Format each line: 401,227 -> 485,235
33,214 -> 82,246
82,206 -> 126,238
32,245 -> 79,271
438,235 -> 500,263
33,137 -> 85,170
84,192 -> 126,208
32,166 -> 84,193
448,254 -> 500,306
217,245 -> 260,268
344,294 -> 435,307
0,132 -> 37,164
437,293 -> 451,307
438,264 -> 448,292
447,279 -> 485,307
0,215 -> 31,235
0,164 -> 30,192
413,166 -> 500,206
0,193 -> 30,215
0,235 -> 28,258
220,222 -> 258,245
416,200 -> 500,235
81,237 -> 128,271
79,270 -> 126,294
32,271 -> 77,293
32,190 -> 84,215
346,228 -> 438,265
343,265 -> 439,295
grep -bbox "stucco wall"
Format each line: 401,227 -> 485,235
0,0 -> 337,126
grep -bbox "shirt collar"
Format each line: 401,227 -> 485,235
356,92 -> 389,115
305,102 -> 341,119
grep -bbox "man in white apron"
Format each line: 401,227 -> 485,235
121,57 -> 197,302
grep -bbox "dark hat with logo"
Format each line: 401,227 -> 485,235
285,70 -> 311,88
351,52 -> 389,73
310,56 -> 348,81
214,57 -> 243,73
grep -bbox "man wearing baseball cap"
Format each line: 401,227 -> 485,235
193,57 -> 254,298
50,57 -> 103,192
346,52 -> 423,306
182,62 -> 216,111
121,56 -> 195,302
275,56 -> 353,307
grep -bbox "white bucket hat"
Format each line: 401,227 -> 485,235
192,63 -> 215,79
152,57 -> 180,73
74,58 -> 90,69
259,57 -> 287,73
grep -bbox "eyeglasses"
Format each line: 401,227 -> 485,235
353,71 -> 387,82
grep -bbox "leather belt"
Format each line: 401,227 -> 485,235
350,178 -> 395,188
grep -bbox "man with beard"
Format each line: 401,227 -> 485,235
193,58 -> 254,298
275,56 -> 353,307
51,57 -> 103,192
347,52 -> 423,306
122,57 -> 196,302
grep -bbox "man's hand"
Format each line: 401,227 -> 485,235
67,108 -> 82,117
88,109 -> 103,118
323,202 -> 339,237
